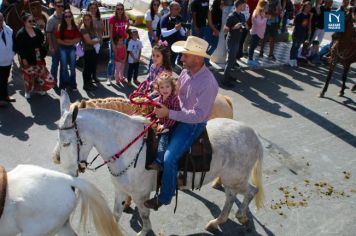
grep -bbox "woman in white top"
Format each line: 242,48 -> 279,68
145,0 -> 161,46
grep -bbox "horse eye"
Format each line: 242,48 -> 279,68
62,142 -> 71,147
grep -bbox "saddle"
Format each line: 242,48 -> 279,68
145,127 -> 213,190
0,165 -> 7,220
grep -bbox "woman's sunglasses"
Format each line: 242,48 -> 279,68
27,20 -> 35,23
64,15 -> 72,18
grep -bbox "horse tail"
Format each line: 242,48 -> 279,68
223,96 -> 233,110
72,178 -> 123,236
251,140 -> 264,210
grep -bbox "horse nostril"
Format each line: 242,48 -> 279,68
53,155 -> 61,164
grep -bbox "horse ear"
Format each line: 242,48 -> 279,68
60,90 -> 71,116
71,106 -> 78,123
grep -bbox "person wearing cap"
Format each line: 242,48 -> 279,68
144,36 -> 218,210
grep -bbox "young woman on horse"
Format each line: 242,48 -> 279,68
142,40 -> 173,94
144,36 -> 219,210
54,9 -> 81,91
15,12 -> 55,99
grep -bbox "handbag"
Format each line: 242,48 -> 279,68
75,42 -> 84,58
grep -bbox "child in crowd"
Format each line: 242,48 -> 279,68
297,40 -> 319,65
147,73 -> 181,171
308,40 -> 319,63
127,29 -> 142,85
160,0 -> 170,16
297,40 -> 311,64
248,0 -> 268,66
113,34 -> 127,85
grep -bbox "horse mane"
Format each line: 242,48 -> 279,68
78,107 -> 149,125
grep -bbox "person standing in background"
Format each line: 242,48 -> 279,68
222,0 -> 247,87
0,13 -> 15,107
191,0 -> 209,39
46,0 -> 64,87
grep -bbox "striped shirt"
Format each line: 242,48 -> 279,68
169,65 -> 218,124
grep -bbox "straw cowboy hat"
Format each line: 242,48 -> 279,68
171,36 -> 211,59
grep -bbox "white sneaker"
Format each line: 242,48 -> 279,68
294,60 -> 298,67
106,79 -> 112,86
288,59 -> 294,67
25,92 -> 31,99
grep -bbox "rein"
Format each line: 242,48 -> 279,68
62,81 -> 162,175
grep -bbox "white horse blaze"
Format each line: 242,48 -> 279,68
56,90 -> 264,235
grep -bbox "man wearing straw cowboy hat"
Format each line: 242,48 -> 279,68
144,36 -> 218,210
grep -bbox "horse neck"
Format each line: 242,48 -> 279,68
78,109 -> 145,164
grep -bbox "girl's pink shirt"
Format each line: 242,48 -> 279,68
109,16 -> 129,38
250,14 -> 268,39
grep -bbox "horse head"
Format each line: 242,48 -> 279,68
54,90 -> 93,177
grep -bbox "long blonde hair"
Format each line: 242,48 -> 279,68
253,0 -> 268,18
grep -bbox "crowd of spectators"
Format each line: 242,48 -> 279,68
0,0 -> 355,105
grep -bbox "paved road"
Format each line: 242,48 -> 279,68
1,51 -> 355,236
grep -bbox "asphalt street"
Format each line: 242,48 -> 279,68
0,56 -> 355,236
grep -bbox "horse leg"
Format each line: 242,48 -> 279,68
133,194 -> 152,236
236,184 -> 258,225
56,219 -> 77,236
113,191 -> 129,222
338,63 -> 350,97
205,187 -> 237,230
319,62 -> 336,98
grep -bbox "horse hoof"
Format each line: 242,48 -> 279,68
318,92 -> 325,98
351,85 -> 356,91
236,212 -> 249,225
137,231 -> 146,236
337,92 -> 344,97
205,219 -> 219,230
211,177 -> 222,189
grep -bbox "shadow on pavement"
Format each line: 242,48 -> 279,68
214,66 -> 356,148
182,190 -> 271,236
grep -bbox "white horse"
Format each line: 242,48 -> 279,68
54,91 -> 264,235
0,164 -> 122,236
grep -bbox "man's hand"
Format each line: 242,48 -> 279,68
175,23 -> 182,31
154,104 -> 169,118
155,124 -> 165,133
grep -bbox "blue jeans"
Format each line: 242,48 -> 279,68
249,34 -> 261,60
316,43 -> 332,63
51,49 -> 60,81
155,132 -> 170,165
224,35 -> 241,82
59,46 -> 76,89
107,41 -> 115,78
205,26 -> 219,64
158,122 -> 207,204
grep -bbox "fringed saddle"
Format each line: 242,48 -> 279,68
145,127 -> 213,190
0,165 -> 7,219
